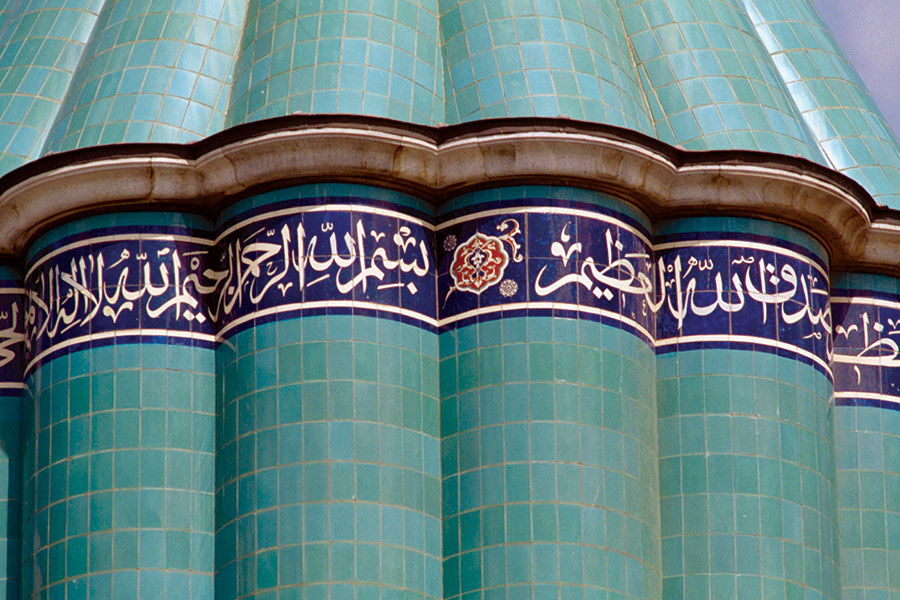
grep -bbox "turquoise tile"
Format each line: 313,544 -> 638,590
744,0 -> 900,208
42,0 -> 246,153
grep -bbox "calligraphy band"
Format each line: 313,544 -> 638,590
2,191 -> 896,409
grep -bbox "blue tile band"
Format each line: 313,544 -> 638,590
438,205 -> 831,375
0,283 -> 24,393
833,289 -> 900,409
24,233 -> 217,372
213,199 -> 437,337
18,187 -> 898,413
21,192 -> 833,377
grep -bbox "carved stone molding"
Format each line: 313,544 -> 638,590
0,116 -> 895,275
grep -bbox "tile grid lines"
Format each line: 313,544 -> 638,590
618,0 -> 823,160
7,185 -> 892,589
21,354 -> 216,597
656,350 -> 840,598
43,0 -> 246,153
440,317 -> 661,599
227,1 -> 443,126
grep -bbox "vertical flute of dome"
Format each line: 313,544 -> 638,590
439,187 -> 661,599
214,184 -> 441,599
41,0 -> 246,153
654,217 -> 839,599
0,267 -> 24,600
830,273 -> 900,598
19,213 -> 216,599
617,0 -> 821,160
0,0 -> 104,176
742,0 -> 900,209
439,0 -> 653,130
226,1 -> 443,126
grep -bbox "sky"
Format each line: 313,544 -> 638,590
813,0 -> 900,139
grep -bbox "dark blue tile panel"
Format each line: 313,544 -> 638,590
213,203 -> 437,338
0,269 -> 24,392
832,288 -> 900,409
24,234 -> 217,372
436,204 -> 831,375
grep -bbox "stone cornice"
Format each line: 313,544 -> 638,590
0,115 -> 896,275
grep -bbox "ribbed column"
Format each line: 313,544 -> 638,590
438,186 -> 661,599
654,217 -> 839,599
617,0 -> 821,160
0,0 -> 103,176
831,273 -> 900,598
742,0 -> 900,209
0,266 -> 24,600
213,184 -> 441,599
226,1 -> 443,126
439,0 -> 653,130
43,0 -> 246,152
20,213 -> 217,599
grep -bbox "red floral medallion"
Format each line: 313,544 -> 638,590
450,233 -> 510,294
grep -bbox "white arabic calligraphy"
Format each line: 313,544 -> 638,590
534,225 -> 831,336
8,214 -> 895,391
23,216 -> 434,358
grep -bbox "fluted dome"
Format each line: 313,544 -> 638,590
0,4 -> 898,600
0,0 -> 898,206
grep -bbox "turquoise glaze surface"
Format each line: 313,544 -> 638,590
228,0 -> 443,125
743,0 -> 900,208
0,266 -> 22,600
20,213 -> 217,600
655,216 -> 838,599
440,0 -> 653,129
0,0 -> 104,174
0,0 -> 897,208
618,0 -> 822,161
440,317 -> 662,599
213,187 -> 442,600
0,180 -> 892,599
0,1 -> 895,597
658,350 -> 839,599
831,273 -> 900,599
438,187 -> 661,599
43,0 -> 246,152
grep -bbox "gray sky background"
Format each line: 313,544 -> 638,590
813,0 -> 900,139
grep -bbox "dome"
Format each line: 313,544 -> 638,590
0,3 -> 896,600
0,0 -> 898,206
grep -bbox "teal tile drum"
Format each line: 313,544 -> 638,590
617,0 -> 822,161
743,0 -> 900,209
833,407 -> 900,600
214,184 -> 442,600
0,0 -> 895,595
439,0 -> 653,130
0,0 -> 103,176
655,217 -> 839,600
831,273 -> 900,599
0,174 -> 891,598
438,187 -> 663,600
227,0 -> 444,126
0,266 -> 23,600
19,213 -> 217,600
42,0 -> 246,153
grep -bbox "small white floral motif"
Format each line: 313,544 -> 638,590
499,279 -> 518,297
443,234 -> 457,252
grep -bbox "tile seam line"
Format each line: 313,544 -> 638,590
24,329 -> 218,374
833,392 -> 899,405
22,309 -> 835,375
